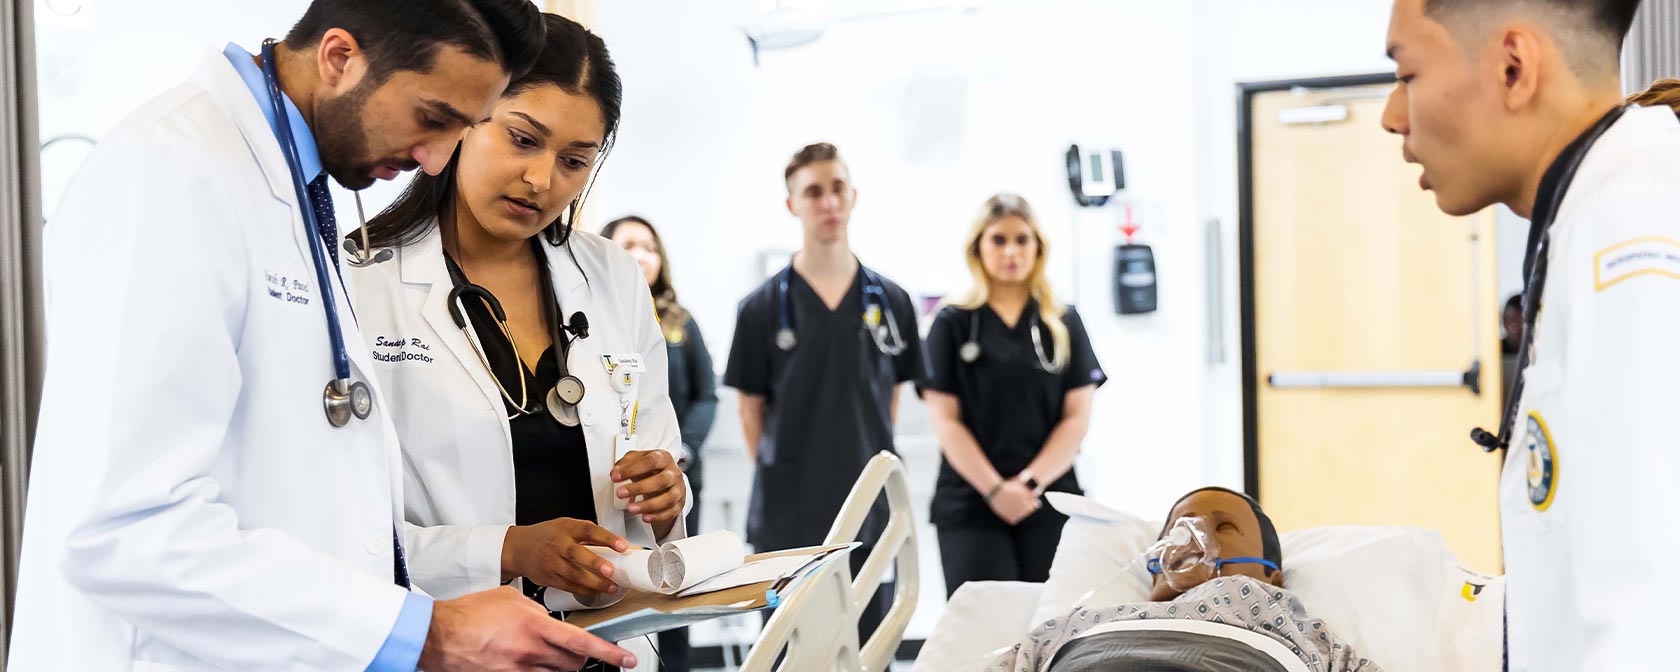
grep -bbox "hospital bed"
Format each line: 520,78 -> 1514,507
913,494 -> 1505,672
739,451 -> 921,672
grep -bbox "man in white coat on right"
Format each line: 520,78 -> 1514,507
1382,0 -> 1678,669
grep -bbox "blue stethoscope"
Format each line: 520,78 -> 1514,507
261,39 -> 374,428
773,263 -> 907,356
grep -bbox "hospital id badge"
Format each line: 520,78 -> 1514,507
603,353 -> 645,394
612,432 -> 640,510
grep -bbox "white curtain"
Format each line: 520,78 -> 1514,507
0,0 -> 43,668
1624,0 -> 1680,95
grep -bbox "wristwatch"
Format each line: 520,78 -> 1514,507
1015,469 -> 1041,493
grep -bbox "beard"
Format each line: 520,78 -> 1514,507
314,81 -> 384,190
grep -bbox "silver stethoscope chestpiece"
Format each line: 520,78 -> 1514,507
546,386 -> 582,427
324,380 -> 374,427
324,380 -> 352,428
775,328 -> 798,352
555,375 -> 586,406
350,381 -> 373,419
959,341 -> 982,363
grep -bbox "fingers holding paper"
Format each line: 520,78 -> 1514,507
504,518 -> 628,597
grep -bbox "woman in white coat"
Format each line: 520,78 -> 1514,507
350,14 -> 688,658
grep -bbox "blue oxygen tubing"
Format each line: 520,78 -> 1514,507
1146,556 -> 1281,576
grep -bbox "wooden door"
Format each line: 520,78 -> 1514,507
1243,80 -> 1502,572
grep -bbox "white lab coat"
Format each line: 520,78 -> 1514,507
1500,105 -> 1680,671
350,226 -> 687,667
8,50 -> 412,671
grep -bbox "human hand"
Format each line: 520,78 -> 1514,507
419,586 -> 636,671
988,480 -> 1041,525
503,518 -> 627,596
612,450 -> 687,525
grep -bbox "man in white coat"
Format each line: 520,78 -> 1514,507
8,1 -> 635,670
1382,0 -> 1678,669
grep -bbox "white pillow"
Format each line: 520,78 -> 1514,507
914,581 -> 1045,672
1029,493 -> 1158,626
1277,526 -> 1451,671
1031,495 -> 1501,672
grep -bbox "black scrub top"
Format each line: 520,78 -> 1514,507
451,252 -> 597,529
723,265 -> 923,551
920,302 -> 1106,527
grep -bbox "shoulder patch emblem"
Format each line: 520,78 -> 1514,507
1523,412 -> 1559,511
1594,236 -> 1680,291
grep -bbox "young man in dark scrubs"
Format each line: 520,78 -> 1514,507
724,142 -> 922,642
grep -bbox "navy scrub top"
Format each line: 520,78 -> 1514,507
920,302 -> 1106,527
723,265 -> 923,550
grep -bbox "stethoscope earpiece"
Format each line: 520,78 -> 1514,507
342,191 -> 393,267
344,236 -> 394,267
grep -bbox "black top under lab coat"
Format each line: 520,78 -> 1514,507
666,317 -> 718,492
452,253 -> 596,529
920,302 -> 1106,527
723,265 -> 923,551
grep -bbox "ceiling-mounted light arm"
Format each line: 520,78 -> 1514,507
742,0 -> 980,64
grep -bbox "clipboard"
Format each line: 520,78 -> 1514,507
565,543 -> 857,642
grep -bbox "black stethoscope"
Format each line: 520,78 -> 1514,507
958,306 -> 1061,373
444,249 -> 590,426
261,39 -> 375,428
773,263 -> 908,356
1471,103 -> 1628,453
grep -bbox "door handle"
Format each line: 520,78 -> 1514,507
1268,361 -> 1482,393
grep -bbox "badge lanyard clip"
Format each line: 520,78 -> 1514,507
605,354 -> 645,510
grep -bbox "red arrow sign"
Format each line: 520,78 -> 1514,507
1119,206 -> 1140,241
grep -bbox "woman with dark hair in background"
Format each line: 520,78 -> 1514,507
603,214 -> 717,672
352,14 -> 688,670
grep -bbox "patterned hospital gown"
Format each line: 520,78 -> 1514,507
988,576 -> 1381,672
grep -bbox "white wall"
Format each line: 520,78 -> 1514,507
34,0 -> 415,220
591,0 -> 1213,521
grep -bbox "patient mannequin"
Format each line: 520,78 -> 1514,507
1147,487 -> 1285,601
989,487 -> 1381,672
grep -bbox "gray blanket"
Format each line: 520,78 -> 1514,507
1049,630 -> 1291,672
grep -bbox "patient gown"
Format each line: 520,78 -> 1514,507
988,576 -> 1381,672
